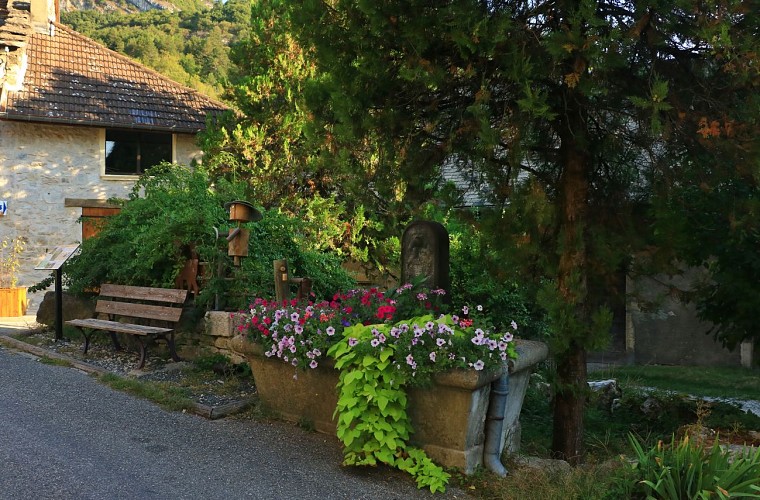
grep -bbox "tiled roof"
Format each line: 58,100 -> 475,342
440,160 -> 494,208
1,22 -> 228,133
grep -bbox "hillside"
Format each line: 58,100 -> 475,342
60,0 -> 212,15
60,0 -> 248,99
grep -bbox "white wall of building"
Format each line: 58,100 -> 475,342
0,120 -> 203,311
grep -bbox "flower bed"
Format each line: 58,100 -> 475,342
233,286 -> 522,492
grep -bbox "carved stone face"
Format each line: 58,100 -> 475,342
401,221 -> 450,292
403,231 -> 435,288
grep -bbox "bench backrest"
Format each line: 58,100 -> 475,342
95,284 -> 188,323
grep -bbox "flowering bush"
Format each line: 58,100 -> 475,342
334,308 -> 517,385
239,287 -> 517,379
326,303 -> 517,492
241,297 -> 344,370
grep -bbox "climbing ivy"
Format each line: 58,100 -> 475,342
328,322 -> 450,493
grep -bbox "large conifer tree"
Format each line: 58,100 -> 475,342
214,0 -> 758,462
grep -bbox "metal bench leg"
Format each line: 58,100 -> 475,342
135,337 -> 148,370
167,332 -> 181,362
108,332 -> 122,351
74,327 -> 93,354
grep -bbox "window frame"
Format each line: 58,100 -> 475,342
100,128 -> 176,180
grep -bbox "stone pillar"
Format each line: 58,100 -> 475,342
202,311 -> 246,364
741,339 -> 755,369
499,339 -> 549,456
400,220 -> 450,291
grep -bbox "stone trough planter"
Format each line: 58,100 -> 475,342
230,334 -> 548,474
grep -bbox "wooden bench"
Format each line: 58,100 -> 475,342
66,284 -> 189,369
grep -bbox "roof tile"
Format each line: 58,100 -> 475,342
3,22 -> 228,133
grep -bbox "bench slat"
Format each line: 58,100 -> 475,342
96,300 -> 184,322
98,284 -> 188,304
66,318 -> 172,336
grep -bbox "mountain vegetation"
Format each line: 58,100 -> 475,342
61,0 -> 249,98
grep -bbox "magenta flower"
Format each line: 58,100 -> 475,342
309,360 -> 318,369
472,360 -> 485,371
348,337 -> 358,347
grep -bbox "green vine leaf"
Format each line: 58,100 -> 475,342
330,329 -> 450,493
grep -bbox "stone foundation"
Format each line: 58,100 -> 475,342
193,311 -> 246,365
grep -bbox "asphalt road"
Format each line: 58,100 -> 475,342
0,345 -> 460,500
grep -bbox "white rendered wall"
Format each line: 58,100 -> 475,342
0,120 -> 202,311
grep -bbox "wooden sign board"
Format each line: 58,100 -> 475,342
35,244 -> 80,270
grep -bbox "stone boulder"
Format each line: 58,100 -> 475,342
36,291 -> 95,326
588,379 -> 623,412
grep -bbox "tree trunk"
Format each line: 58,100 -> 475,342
552,107 -> 590,463
552,341 -> 587,464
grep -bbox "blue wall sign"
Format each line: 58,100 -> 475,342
0,200 -> 7,215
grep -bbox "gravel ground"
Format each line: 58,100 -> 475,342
8,329 -> 256,408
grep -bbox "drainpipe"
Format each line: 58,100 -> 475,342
483,370 -> 510,476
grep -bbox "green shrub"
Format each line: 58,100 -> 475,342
36,164 -> 354,308
425,207 -> 549,338
620,433 -> 760,499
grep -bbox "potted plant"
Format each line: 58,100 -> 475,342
0,236 -> 27,317
230,285 -> 532,492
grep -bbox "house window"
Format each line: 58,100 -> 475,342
105,130 -> 172,176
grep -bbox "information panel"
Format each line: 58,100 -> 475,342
35,244 -> 80,270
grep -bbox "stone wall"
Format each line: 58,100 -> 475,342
181,311 -> 246,365
0,120 -> 202,311
627,269 -> 751,367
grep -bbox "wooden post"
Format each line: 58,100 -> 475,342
228,228 -> 250,266
273,259 -> 290,304
296,278 -> 312,301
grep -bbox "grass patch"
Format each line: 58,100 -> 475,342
38,356 -> 73,368
521,365 -> 760,466
589,365 -> 760,401
10,332 -> 47,346
99,372 -> 196,412
454,460 -> 627,500
179,366 -> 252,398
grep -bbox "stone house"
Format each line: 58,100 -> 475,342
0,0 -> 227,309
